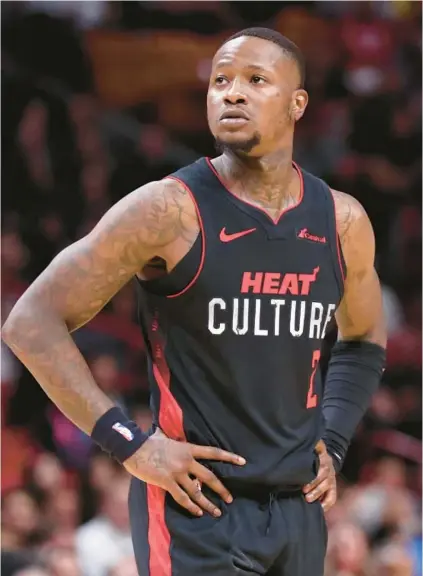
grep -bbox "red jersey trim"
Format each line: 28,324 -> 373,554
164,176 -> 206,299
329,189 -> 346,287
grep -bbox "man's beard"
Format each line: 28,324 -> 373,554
214,132 -> 261,155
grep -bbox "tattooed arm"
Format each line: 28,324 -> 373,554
2,179 -> 245,517
1,179 -> 197,433
333,190 -> 386,346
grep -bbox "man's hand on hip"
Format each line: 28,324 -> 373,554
302,439 -> 337,512
124,428 -> 246,518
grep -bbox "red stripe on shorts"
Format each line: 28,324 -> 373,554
148,314 -> 186,575
147,484 -> 171,576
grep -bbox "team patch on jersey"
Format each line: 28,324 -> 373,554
297,228 -> 327,244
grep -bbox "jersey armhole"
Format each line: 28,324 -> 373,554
164,176 -> 206,299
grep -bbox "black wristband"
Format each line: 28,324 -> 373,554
322,432 -> 345,474
91,407 -> 148,464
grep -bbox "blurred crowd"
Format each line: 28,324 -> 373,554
1,2 -> 422,575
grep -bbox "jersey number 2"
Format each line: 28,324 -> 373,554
306,350 -> 321,409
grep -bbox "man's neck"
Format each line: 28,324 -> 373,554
213,148 -> 299,210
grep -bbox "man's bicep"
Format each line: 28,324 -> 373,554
335,266 -> 386,346
20,180 -> 189,331
333,190 -> 387,347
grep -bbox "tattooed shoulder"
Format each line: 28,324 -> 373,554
145,178 -> 198,247
331,189 -> 364,240
103,178 -> 198,251
331,189 -> 374,267
10,178 -> 199,332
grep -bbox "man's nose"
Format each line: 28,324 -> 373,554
223,79 -> 247,105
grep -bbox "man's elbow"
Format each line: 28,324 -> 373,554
338,317 -> 387,349
360,315 -> 387,349
1,292 -> 50,349
1,318 -> 14,346
2,298 -> 33,347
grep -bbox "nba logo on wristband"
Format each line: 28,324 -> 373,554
112,422 -> 134,441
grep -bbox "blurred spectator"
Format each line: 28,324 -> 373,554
381,284 -> 405,337
117,1 -> 240,34
75,474 -> 133,576
14,569 -> 50,576
1,489 -> 42,551
42,547 -> 81,576
26,453 -> 64,493
107,556 -> 139,576
25,1 -> 109,31
340,1 -> 395,97
372,543 -> 414,576
87,451 -> 122,498
325,522 -> 370,575
350,457 -> 419,537
388,292 -> 422,371
45,487 -> 82,536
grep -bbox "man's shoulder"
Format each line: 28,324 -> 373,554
131,177 -> 190,204
330,189 -> 369,242
330,189 -> 375,269
117,176 -> 197,243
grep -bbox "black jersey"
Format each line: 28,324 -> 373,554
136,157 -> 346,489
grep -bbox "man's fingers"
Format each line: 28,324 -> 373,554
305,478 -> 332,503
303,466 -> 329,494
191,461 -> 233,504
179,476 -> 222,517
189,444 -> 246,465
314,440 -> 326,454
320,486 -> 337,512
167,482 -> 203,517
302,476 -> 320,494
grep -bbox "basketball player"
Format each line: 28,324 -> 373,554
3,28 -> 386,575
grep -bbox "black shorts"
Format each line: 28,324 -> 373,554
129,478 -> 328,576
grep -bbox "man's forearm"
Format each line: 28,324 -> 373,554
2,301 -> 114,435
322,339 -> 386,471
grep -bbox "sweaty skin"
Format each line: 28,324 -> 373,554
2,35 -> 386,516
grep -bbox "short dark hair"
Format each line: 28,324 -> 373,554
223,27 -> 306,88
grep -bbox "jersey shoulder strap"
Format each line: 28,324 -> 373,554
167,157 -> 214,197
300,167 -> 347,291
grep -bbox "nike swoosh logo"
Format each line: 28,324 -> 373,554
220,227 -> 257,242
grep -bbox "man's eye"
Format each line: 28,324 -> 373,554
251,76 -> 265,84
